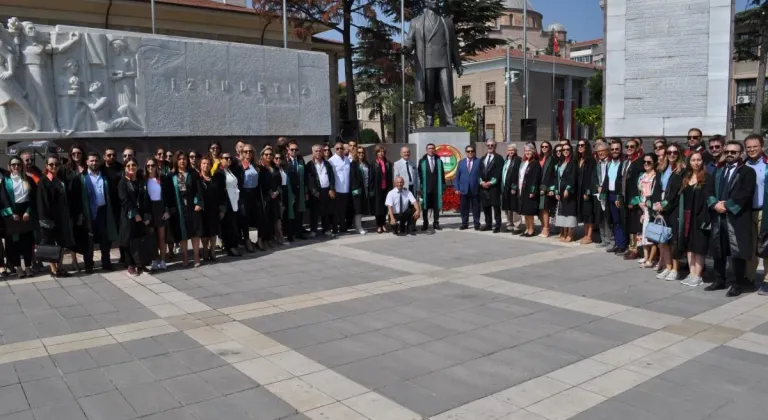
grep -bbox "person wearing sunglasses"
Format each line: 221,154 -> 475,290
328,141 -> 351,235
236,144 -> 262,252
634,152 -> 659,269
418,143 -> 445,232
349,146 -> 373,235
705,135 -> 725,175
187,150 -> 199,173
650,143 -> 685,280
65,144 -> 87,271
605,139 -> 628,254
576,140 -> 597,244
553,143 -> 577,242
168,150 -> 204,267
538,141 -> 556,237
707,141 -> 756,297
74,152 -> 118,274
454,145 -> 481,230
208,141 -> 222,175
479,140 -> 503,233
117,157 -> 149,276
260,146 -> 284,245
619,138 -> 645,260
100,147 -> 126,264
371,145 -> 392,233
155,148 -> 171,176
37,155 -> 74,278
285,140 -> 308,240
593,140 -> 611,246
501,144 -> 522,234
677,151 -> 711,287
323,145 -> 332,160
144,158 -> 174,270
213,153 -> 242,257
1,156 -> 36,278
684,128 -> 711,163
518,143 -> 541,237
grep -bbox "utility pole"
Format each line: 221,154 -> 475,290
505,44 -> 511,143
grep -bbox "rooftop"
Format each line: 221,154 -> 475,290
502,0 -> 536,12
470,48 -> 602,69
570,38 -> 603,48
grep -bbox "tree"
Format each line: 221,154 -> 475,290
734,2 -> 768,132
453,95 -> 478,133
359,128 -> 382,143
574,105 -> 602,138
587,70 -> 603,106
544,32 -> 555,56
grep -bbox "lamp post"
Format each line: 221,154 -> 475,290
150,0 -> 156,34
401,0 -> 406,144
282,0 -> 288,48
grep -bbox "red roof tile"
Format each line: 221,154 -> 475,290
570,38 -> 603,48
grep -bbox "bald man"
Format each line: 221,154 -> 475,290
393,146 -> 420,196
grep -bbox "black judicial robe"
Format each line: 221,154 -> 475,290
539,155 -> 557,211
501,155 -> 522,212
707,164 -> 755,260
37,174 -> 75,248
622,156 -> 645,234
677,175 -> 711,256
518,160 -> 541,216
479,153 -> 504,208
577,157 -> 599,224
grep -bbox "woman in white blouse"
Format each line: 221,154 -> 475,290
0,156 -> 36,278
144,158 -> 173,271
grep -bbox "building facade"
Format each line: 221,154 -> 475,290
569,38 -> 604,66
486,0 -> 569,57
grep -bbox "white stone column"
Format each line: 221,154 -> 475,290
581,81 -> 590,139
564,75 -> 573,140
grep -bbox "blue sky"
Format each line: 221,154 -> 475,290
247,0 -> 756,81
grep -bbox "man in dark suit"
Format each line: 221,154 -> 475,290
479,140 -> 504,232
285,140 -> 308,240
706,141 -> 756,297
454,145 -> 480,230
306,144 -> 337,238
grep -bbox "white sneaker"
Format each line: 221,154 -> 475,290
656,269 -> 670,279
358,229 -> 367,235
665,270 -> 678,281
159,261 -> 168,270
681,276 -> 703,287
637,258 -> 646,266
150,260 -> 159,271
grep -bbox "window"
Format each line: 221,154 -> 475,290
485,82 -> 496,105
461,85 -> 471,98
736,79 -> 768,104
512,14 -> 522,26
572,56 -> 593,63
486,124 -> 496,141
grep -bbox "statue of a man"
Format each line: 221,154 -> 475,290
403,0 -> 463,127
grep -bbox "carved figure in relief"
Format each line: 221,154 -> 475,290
0,24 -> 40,133
109,39 -> 137,108
58,58 -> 85,134
65,81 -> 143,136
17,21 -> 80,132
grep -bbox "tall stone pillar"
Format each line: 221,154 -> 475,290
581,82 -> 590,139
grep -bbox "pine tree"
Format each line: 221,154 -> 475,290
544,32 -> 555,56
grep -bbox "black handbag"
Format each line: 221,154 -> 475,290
758,232 -> 768,258
35,245 -> 62,263
130,230 -> 158,267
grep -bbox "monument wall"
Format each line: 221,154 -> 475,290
0,19 -> 331,140
604,0 -> 733,137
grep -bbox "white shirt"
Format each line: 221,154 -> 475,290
10,175 -> 28,204
147,178 -> 163,201
328,154 -> 350,193
224,169 -> 239,212
314,160 -> 330,189
385,188 -> 416,214
428,155 -> 435,171
747,159 -> 766,209
280,169 -> 288,186
518,160 -> 529,188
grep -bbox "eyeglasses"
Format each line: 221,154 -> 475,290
289,148 -> 299,152
263,153 -> 273,157
10,163 -> 20,167
541,145 -> 550,149
562,148 -> 571,152
724,150 -> 740,155
709,144 -> 722,150
126,164 -> 137,168
323,149 -> 330,152
654,146 -> 665,151
687,136 -> 701,140
578,143 -> 586,147
156,152 -> 164,156
189,155 -> 197,159
243,150 -> 254,154
643,160 -> 654,165
486,144 -> 495,148
47,163 -> 58,168
610,148 -> 621,152
466,150 -> 475,153
221,156 -> 232,160
275,156 -> 282,160
105,153 -> 115,157
666,150 -> 679,156
146,164 -> 156,168
71,151 -> 82,156
626,145 -> 636,149
210,146 -> 220,150
23,159 -> 32,163
334,147 -> 342,151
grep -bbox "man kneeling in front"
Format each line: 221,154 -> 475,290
386,176 -> 422,236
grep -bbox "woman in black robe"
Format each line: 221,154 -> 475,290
169,151 -> 204,267
117,158 -> 148,276
259,146 -> 282,246
1,156 -> 36,278
371,145 -> 393,233
235,145 -> 261,252
143,157 -> 175,271
652,143 -> 685,280
65,144 -> 87,271
677,152 -> 711,287
501,145 -> 522,233
554,144 -> 578,242
350,147 -> 373,235
214,153 -> 242,257
576,141 -> 598,244
518,143 -> 542,236
37,155 -> 75,278
198,156 -> 224,260
538,141 -> 556,237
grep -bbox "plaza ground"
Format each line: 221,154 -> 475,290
1,214 -> 768,420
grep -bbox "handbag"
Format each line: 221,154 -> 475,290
644,216 -> 673,244
130,230 -> 158,267
35,245 -> 62,263
758,231 -> 768,258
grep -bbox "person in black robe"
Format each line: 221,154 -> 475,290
677,152 -> 711,287
576,141 -> 598,244
620,138 -> 645,260
592,141 -> 611,245
705,141 -> 756,297
260,146 -> 283,246
500,145 -> 522,234
65,144 -> 88,271
651,143 -> 685,279
168,151 -> 204,267
370,145 -> 393,233
143,157 -> 175,270
117,158 -> 148,276
37,155 -> 75,278
100,148 -> 125,263
350,147 -> 373,235
538,141 -> 556,237
285,140 -> 308,240
418,143 -> 446,231
1,156 -> 36,278
233,145 -> 261,252
554,144 -> 578,242
479,140 -> 504,232
604,139 -> 627,254
213,153 -> 241,257
307,144 -> 337,236
518,144 -> 542,238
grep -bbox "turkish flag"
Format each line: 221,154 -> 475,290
553,36 -> 560,55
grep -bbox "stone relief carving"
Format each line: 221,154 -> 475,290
0,19 -> 332,139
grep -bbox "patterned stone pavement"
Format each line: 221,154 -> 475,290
2,216 -> 768,420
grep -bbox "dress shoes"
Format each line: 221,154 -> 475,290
613,248 -> 627,255
474,225 -> 481,231
726,286 -> 743,297
704,283 -> 726,292
606,246 -> 618,253
623,251 -> 639,260
421,223 -> 429,232
433,223 -> 442,230
493,227 -> 501,233
459,225 -> 469,230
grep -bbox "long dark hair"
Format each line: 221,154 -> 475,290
680,151 -> 706,190
67,143 -> 85,173
576,140 -> 593,163
172,150 -> 189,173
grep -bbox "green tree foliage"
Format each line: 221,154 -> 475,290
734,2 -> 768,131
574,105 -> 603,138
587,70 -> 603,106
544,32 -> 555,56
359,128 -> 382,143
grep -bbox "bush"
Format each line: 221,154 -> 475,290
359,128 -> 381,144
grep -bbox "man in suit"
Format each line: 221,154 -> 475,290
402,0 -> 463,127
707,141 -> 756,297
479,140 -> 503,232
454,145 -> 481,230
285,140 -> 308,240
306,144 -> 337,238
418,143 -> 445,232
393,147 -> 420,196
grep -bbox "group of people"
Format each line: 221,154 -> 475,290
0,138 -> 451,278
451,129 -> 767,297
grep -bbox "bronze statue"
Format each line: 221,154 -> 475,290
403,0 -> 463,128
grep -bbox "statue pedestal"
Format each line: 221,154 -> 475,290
408,127 -> 470,152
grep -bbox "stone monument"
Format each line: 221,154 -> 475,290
0,18 -> 331,140
604,0 -> 732,137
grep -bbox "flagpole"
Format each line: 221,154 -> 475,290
552,58 -> 556,141
401,0 -> 406,143
282,0 -> 288,48
151,0 -> 156,34
523,1 -> 528,118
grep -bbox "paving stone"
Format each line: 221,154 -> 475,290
140,354 -> 194,381
197,366 -> 259,395
78,390 -> 138,420
51,350 -> 99,374
161,374 -> 222,405
13,357 -> 59,382
171,347 -> 227,372
120,382 -> 182,417
0,364 -> 19,388
121,337 -> 169,359
30,400 -> 87,420
0,384 -> 30,416
21,376 -> 75,408
378,380 -> 456,417
613,377 -> 730,420
63,368 -> 116,398
226,388 -> 298,420
86,344 -> 134,367
0,411 -> 34,420
569,400 -> 662,420
140,407 -> 196,420
102,361 -> 156,389
186,396 -> 252,420
152,332 -> 200,352
64,316 -> 103,333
